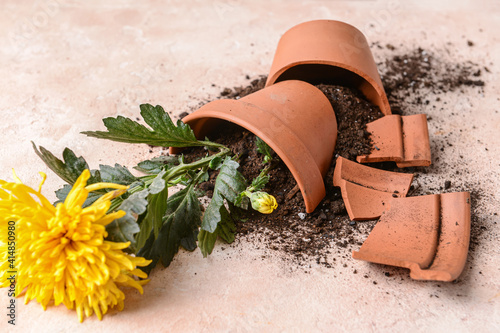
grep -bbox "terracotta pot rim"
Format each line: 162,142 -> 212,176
174,80 -> 337,213
266,19 -> 391,115
181,101 -> 326,210
284,19 -> 362,32
267,60 -> 388,106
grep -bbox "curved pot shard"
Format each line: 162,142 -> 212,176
333,157 -> 413,220
266,20 -> 391,115
357,114 -> 431,167
173,80 -> 337,213
353,192 -> 471,282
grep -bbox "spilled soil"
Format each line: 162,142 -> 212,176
179,46 -> 489,270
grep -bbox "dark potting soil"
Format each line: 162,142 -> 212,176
179,46 -> 488,269
184,80 -> 384,266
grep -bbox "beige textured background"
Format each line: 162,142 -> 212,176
1,0 -> 499,332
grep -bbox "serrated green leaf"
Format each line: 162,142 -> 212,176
158,187 -> 201,264
99,164 -> 137,185
148,170 -> 167,195
217,205 -> 236,243
218,223 -> 236,244
201,157 -> 247,233
32,142 -> 101,185
180,230 -> 198,251
137,185 -> 202,273
250,173 -> 270,192
198,204 -> 236,257
135,172 -> 168,250
199,170 -> 209,183
82,104 -> 204,148
256,137 -> 273,164
105,189 -> 147,249
135,187 -> 168,250
198,229 -> 218,258
135,230 -> 158,272
209,156 -> 223,170
134,156 -> 179,174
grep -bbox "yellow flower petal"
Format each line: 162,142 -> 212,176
0,170 -> 150,322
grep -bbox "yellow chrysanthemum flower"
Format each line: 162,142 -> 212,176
0,169 -> 151,322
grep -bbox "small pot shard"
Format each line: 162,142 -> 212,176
409,192 -> 471,281
357,114 -> 431,167
353,192 -> 471,282
266,20 -> 391,115
333,157 -> 413,220
172,80 -> 337,213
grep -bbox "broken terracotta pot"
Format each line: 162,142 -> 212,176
333,157 -> 413,221
172,80 -> 337,213
357,114 -> 431,167
353,192 -> 471,282
266,20 -> 391,115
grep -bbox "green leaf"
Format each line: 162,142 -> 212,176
201,157 -> 247,233
137,185 -> 202,273
105,189 -> 148,249
148,170 -> 167,195
250,171 -> 270,192
134,156 -> 179,174
256,137 -> 273,164
135,171 -> 168,250
198,229 -> 218,258
209,156 -> 223,170
218,210 -> 236,243
99,164 -> 137,185
82,104 -> 204,148
32,142 -> 101,185
198,204 -> 236,257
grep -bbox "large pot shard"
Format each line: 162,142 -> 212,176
172,80 -> 337,213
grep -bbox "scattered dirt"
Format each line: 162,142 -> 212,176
178,46 -> 488,270
375,45 -> 492,259
378,46 -> 486,115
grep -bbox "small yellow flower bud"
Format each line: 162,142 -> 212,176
249,191 -> 278,214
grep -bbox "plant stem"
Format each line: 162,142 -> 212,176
107,145 -> 231,214
108,148 -> 230,212
163,148 -> 231,181
197,140 -> 227,151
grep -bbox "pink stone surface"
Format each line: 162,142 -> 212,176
1,0 -> 499,332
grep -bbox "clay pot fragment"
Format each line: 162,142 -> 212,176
353,192 -> 471,282
266,20 -> 391,115
173,80 -> 337,213
357,114 -> 431,167
333,157 -> 413,220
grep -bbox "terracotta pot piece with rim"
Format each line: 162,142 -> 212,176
333,157 -> 413,220
357,114 -> 431,167
266,20 -> 391,115
353,192 -> 471,282
171,80 -> 337,213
